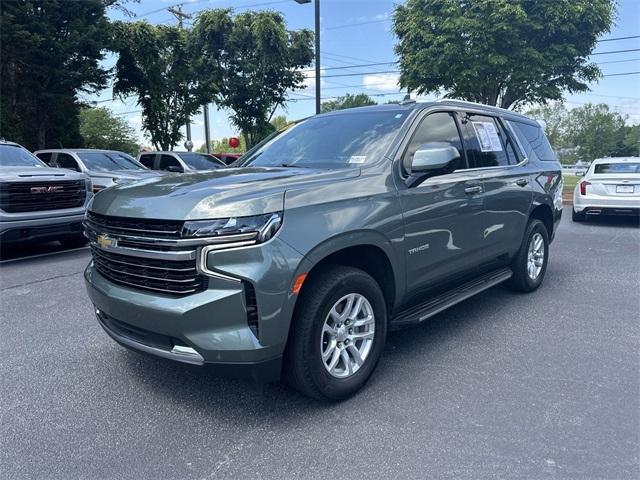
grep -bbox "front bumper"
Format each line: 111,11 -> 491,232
84,236 -> 309,381
0,213 -> 85,244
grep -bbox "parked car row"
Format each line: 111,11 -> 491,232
0,141 -> 243,251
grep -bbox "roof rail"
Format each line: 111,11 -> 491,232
435,98 -> 526,117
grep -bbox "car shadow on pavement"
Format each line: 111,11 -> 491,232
574,215 -> 639,229
117,283 -> 517,422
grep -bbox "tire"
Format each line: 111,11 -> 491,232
572,209 -> 585,222
59,234 -> 88,249
284,265 -> 387,402
507,219 -> 549,293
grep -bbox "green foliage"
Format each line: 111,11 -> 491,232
321,93 -> 377,113
79,107 -> 139,154
0,0 -> 111,149
525,102 -> 570,149
393,0 -> 615,109
270,115 -> 290,131
527,102 -> 639,162
112,22 -> 208,150
191,10 -> 313,148
197,136 -> 247,154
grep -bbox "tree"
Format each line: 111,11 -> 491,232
191,10 -> 313,148
270,115 -> 290,131
112,22 -> 208,150
197,136 -> 246,154
565,103 -> 627,161
0,0 -> 112,149
321,93 -> 377,113
525,102 -> 570,149
393,0 -> 615,109
79,107 -> 139,154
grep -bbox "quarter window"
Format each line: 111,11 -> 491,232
511,121 -> 556,161
404,111 -> 466,172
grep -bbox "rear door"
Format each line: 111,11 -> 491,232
398,110 -> 486,293
458,112 -> 532,261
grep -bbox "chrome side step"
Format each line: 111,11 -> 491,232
391,267 -> 513,328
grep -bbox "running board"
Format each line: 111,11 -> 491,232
391,267 -> 513,328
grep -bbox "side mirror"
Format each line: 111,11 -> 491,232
165,165 -> 183,173
411,142 -> 460,173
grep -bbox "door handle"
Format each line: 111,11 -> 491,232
515,178 -> 529,187
464,185 -> 482,194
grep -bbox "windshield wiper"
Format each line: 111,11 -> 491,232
280,163 -> 307,168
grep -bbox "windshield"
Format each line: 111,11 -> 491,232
594,162 -> 640,174
76,151 -> 143,171
240,110 -> 408,169
177,153 -> 225,170
0,144 -> 46,167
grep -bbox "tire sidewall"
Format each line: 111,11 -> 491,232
306,272 -> 387,400
521,221 -> 549,290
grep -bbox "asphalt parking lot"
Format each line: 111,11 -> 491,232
1,207 -> 639,480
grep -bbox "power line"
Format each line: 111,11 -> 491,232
598,35 -> 640,42
591,48 -> 640,56
602,71 -> 640,77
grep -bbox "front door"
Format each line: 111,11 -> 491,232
398,111 -> 486,295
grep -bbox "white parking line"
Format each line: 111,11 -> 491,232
0,246 -> 90,265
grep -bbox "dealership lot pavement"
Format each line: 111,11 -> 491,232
1,208 -> 639,480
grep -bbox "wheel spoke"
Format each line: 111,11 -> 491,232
348,295 -> 364,321
353,314 -> 374,328
347,344 -> 363,366
341,349 -> 352,376
327,348 -> 341,372
322,339 -> 336,361
350,330 -> 374,341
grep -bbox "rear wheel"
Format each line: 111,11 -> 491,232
507,219 -> 549,293
572,208 -> 585,222
59,234 -> 88,249
284,265 -> 387,401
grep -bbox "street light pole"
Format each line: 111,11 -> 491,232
314,0 -> 320,114
294,0 -> 320,114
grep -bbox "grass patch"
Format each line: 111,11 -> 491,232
562,174 -> 580,194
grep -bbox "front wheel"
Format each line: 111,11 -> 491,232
507,219 -> 549,293
284,265 -> 387,401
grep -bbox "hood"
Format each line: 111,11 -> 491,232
0,166 -> 87,182
89,166 -> 360,220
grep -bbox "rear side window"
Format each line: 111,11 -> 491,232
139,154 -> 156,169
159,154 -> 182,171
462,113 -> 512,168
56,153 -> 81,172
512,121 -> 556,161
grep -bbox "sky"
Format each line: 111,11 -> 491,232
88,0 -> 640,150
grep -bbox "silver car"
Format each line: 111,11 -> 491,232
35,149 -> 162,193
137,151 -> 226,173
572,157 -> 640,221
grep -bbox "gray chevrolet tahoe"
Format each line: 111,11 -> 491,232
0,141 -> 92,249
83,101 -> 563,401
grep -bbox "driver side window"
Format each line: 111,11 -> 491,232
403,112 -> 467,173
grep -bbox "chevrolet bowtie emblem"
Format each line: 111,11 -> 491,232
96,234 -> 116,249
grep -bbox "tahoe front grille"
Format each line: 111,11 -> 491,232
91,247 -> 206,295
85,211 -> 183,239
0,180 -> 86,213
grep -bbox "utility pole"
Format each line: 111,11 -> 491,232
294,0 -> 320,114
168,4 -> 197,151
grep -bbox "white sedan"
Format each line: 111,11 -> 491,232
572,157 -> 640,221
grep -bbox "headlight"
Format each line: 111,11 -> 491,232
182,212 -> 283,243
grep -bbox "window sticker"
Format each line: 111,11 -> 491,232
348,155 -> 367,164
472,121 -> 503,152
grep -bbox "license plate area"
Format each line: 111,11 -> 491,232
616,185 -> 634,193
